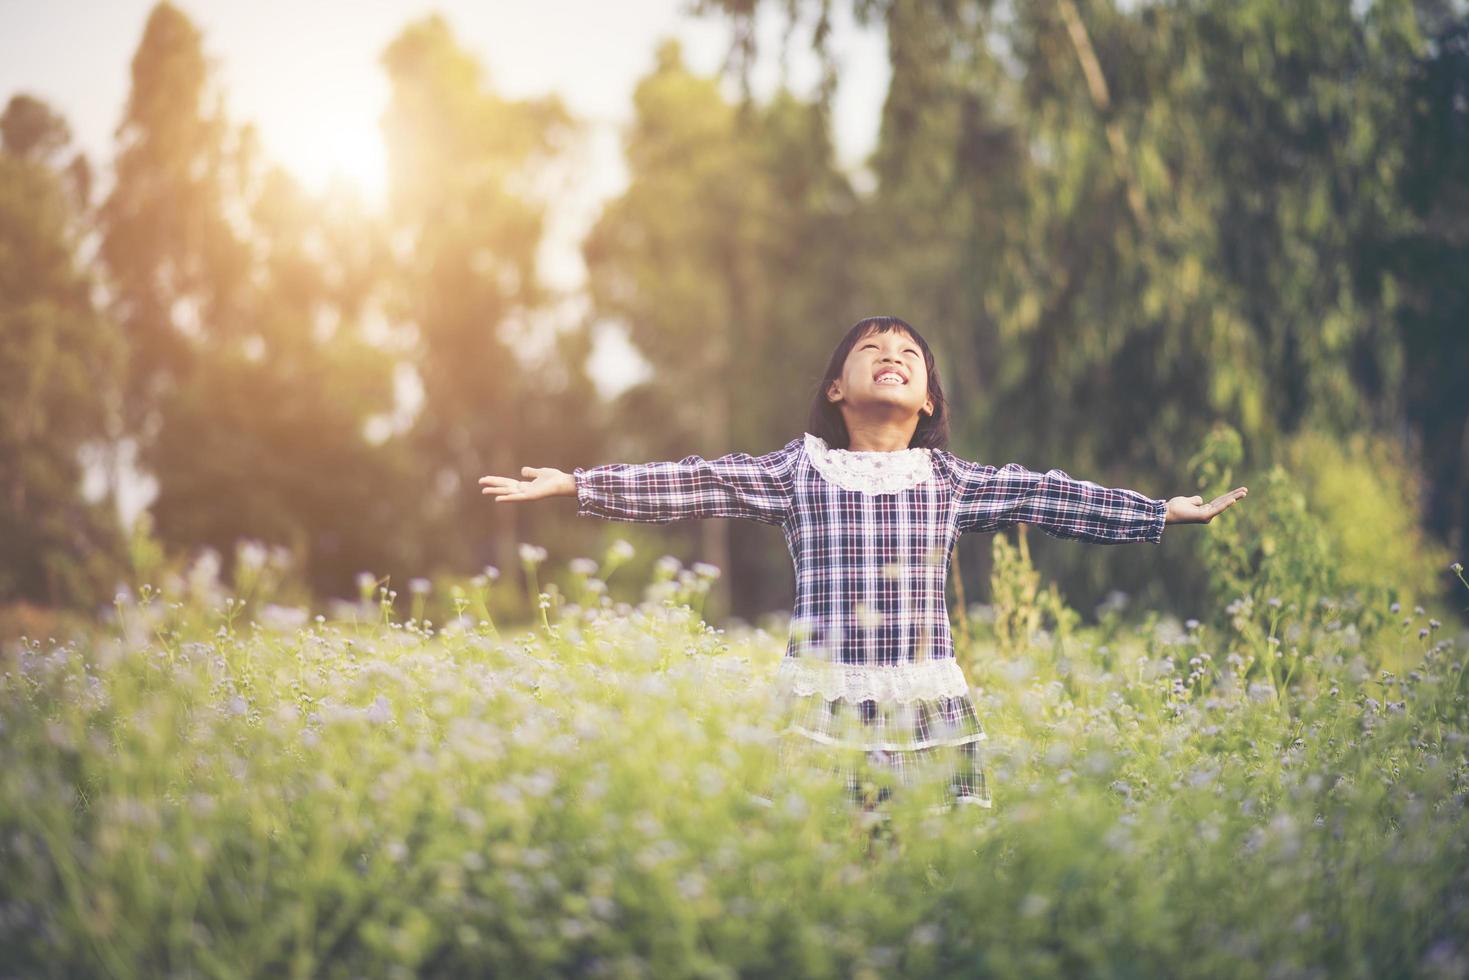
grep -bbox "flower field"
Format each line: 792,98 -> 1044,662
2,547 -> 1467,978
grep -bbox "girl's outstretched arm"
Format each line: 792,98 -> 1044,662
480,437 -> 803,527
937,453 -> 1175,545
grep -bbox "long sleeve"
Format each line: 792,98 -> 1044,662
936,451 -> 1167,545
572,438 -> 802,527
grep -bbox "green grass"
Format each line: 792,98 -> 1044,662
2,549 -> 1467,978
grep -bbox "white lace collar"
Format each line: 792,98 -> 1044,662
802,431 -> 934,495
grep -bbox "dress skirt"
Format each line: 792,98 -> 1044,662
750,655 -> 993,815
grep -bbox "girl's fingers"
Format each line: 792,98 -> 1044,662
481,479 -> 525,495
1207,488 -> 1247,516
1166,487 -> 1248,524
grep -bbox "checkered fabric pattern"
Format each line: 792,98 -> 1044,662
573,435 -> 1166,665
779,687 -> 987,751
573,433 -> 1167,812
773,729 -> 991,814
765,686 -> 992,812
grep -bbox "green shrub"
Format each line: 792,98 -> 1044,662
1188,423 -> 1452,642
1282,428 -> 1452,611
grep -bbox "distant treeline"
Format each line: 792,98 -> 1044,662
2,0 -> 1465,625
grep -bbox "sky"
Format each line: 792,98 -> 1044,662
1,0 -> 890,525
0,0 -> 889,191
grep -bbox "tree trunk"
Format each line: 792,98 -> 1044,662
1055,0 -> 1150,233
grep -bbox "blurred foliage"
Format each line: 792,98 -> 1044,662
692,0 -> 1468,620
581,38 -> 865,623
93,2 -> 422,601
1389,12 -> 1469,584
1189,420 -> 1455,642
0,95 -> 128,609
379,14 -> 599,586
1,0 -> 1466,634
988,525 -> 1046,662
1282,427 -> 1453,608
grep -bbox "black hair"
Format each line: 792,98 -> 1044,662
806,316 -> 951,450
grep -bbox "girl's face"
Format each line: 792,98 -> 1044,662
826,328 -> 934,419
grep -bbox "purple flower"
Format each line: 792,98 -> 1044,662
366,695 -> 392,724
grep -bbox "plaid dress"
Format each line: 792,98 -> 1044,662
572,432 -> 1167,815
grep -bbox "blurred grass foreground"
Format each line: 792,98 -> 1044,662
3,538 -> 1469,978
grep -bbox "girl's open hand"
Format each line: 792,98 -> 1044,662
478,466 -> 573,503
1165,487 -> 1248,525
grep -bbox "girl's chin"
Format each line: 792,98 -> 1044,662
849,399 -> 921,416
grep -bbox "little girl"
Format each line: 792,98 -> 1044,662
479,316 -> 1248,821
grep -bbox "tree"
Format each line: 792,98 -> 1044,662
692,0 -> 1436,615
96,1 -> 252,441
0,95 -> 127,607
142,164 -> 420,596
1386,11 -> 1469,564
582,39 -> 863,621
379,14 -> 597,583
97,2 -> 423,597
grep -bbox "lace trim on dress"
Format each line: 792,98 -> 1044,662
747,791 -> 993,812
775,655 -> 972,703
802,432 -> 934,495
783,725 -> 988,752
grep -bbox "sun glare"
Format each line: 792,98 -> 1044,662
272,97 -> 388,205
240,49 -> 391,206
